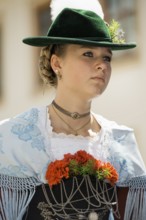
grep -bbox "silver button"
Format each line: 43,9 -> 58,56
88,211 -> 99,220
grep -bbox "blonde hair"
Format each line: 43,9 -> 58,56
39,44 -> 67,87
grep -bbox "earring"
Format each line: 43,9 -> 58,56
55,69 -> 62,80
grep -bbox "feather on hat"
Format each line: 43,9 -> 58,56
50,0 -> 104,21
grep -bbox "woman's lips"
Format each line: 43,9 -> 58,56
91,76 -> 105,82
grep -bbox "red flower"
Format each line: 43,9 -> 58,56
46,150 -> 119,187
101,162 -> 119,185
96,162 -> 119,185
73,150 -> 94,165
64,153 -> 75,163
46,160 -> 69,187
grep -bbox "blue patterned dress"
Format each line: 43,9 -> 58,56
0,106 -> 146,220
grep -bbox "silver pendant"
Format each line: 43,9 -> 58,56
71,112 -> 81,119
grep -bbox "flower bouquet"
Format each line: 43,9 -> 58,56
44,150 -> 119,220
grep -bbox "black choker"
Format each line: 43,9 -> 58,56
52,100 -> 90,119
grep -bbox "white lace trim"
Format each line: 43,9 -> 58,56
45,106 -> 110,161
47,106 -> 102,140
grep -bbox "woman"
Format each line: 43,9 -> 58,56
0,7 -> 146,220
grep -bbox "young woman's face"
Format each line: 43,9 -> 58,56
54,44 -> 112,100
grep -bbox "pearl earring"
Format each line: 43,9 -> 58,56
55,69 -> 62,80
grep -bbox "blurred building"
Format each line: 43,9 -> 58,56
0,0 -> 146,163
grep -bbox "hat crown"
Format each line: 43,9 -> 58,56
47,8 -> 111,41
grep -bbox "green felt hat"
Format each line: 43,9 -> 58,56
23,8 -> 136,50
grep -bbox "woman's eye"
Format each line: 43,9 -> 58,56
83,51 -> 93,57
103,56 -> 112,62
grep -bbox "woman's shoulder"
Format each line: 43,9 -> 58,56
0,106 -> 50,178
93,113 -> 133,132
0,105 -> 48,151
0,105 -> 47,129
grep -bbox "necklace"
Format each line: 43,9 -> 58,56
52,105 -> 91,136
52,100 -> 90,119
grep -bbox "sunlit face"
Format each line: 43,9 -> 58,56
53,44 -> 112,100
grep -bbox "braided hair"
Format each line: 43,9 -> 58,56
39,44 -> 67,87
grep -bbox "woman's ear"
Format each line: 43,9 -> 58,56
50,54 -> 62,72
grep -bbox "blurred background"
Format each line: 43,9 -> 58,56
0,0 -> 146,163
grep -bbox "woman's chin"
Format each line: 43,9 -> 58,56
87,88 -> 105,99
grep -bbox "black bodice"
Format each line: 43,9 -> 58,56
23,177 -> 116,220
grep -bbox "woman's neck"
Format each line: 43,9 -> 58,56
48,95 -> 101,137
49,104 -> 101,137
54,94 -> 92,114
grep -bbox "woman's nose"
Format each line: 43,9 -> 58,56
95,61 -> 106,71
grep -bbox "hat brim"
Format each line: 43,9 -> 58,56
23,36 -> 136,50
